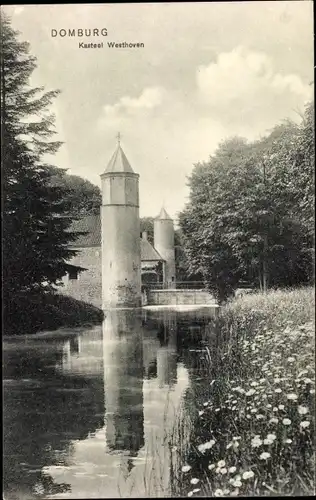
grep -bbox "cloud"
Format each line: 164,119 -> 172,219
102,87 -> 165,121
196,46 -> 312,133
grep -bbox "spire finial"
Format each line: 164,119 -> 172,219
116,131 -> 121,145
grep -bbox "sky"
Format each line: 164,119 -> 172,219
3,2 -> 314,220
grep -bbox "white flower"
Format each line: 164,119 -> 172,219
284,438 -> 292,444
259,452 -> 271,460
300,421 -> 310,429
233,436 -> 241,441
188,492 -> 193,497
220,468 -> 228,475
208,464 -> 215,470
298,405 -> 309,415
310,389 -> 315,395
269,417 -> 279,424
217,460 -> 226,468
203,401 -> 209,407
273,407 -> 278,412
229,466 -> 237,473
274,388 -> 282,393
287,357 -> 295,362
251,436 -> 262,448
232,480 -> 242,488
242,471 -> 255,480
278,405 -> 285,410
190,478 -> 200,485
250,408 -> 257,413
256,414 -> 264,420
266,404 -> 272,409
226,443 -> 233,449
287,393 -> 298,401
233,441 -> 239,450
250,381 -> 258,387
198,410 -> 204,416
182,465 -> 191,473
198,441 -> 215,453
267,433 -> 276,441
282,418 -> 292,426
246,389 -> 256,396
193,489 -> 201,494
214,489 -> 224,497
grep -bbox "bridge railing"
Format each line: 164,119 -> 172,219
144,281 -> 206,290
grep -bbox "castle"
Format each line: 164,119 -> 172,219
62,137 -> 176,309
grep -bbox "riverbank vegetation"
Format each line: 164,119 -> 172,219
172,287 -> 315,497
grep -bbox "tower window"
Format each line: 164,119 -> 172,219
69,269 -> 79,280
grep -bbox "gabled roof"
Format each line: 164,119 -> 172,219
141,238 -> 164,261
103,144 -> 134,174
69,214 -> 165,262
155,207 -> 172,220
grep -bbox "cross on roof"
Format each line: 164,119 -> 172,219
116,132 -> 121,145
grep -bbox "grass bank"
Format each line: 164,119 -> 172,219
3,292 -> 104,336
174,287 -> 315,497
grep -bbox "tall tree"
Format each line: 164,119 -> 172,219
179,111 -> 314,302
1,14 -> 78,299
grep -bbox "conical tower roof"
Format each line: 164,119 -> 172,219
104,142 -> 135,174
155,207 -> 172,220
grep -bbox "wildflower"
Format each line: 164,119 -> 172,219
188,492 -> 193,497
287,393 -> 298,401
226,443 -> 233,449
215,408 -> 220,412
278,405 -> 285,410
214,489 -> 224,497
217,460 -> 226,468
208,464 -> 215,471
190,478 -> 200,485
246,389 -> 256,396
233,436 -> 241,441
298,405 -> 309,415
310,389 -> 315,395
193,489 -> 200,494
220,468 -> 228,475
182,465 -> 191,473
282,418 -> 291,426
232,400 -> 237,404
284,439 -> 292,444
304,378 -> 313,385
256,414 -> 264,420
233,441 -> 239,450
242,471 -> 255,480
203,402 -> 209,407
198,410 -> 204,417
267,433 -> 276,441
266,404 -> 272,409
229,467 -> 237,473
287,357 -> 295,362
274,388 -> 282,393
300,421 -> 310,429
250,408 -> 257,413
269,417 -> 278,424
274,378 -> 281,383
251,436 -> 262,448
250,381 -> 258,387
260,452 -> 271,460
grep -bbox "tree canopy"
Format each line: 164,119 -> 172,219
179,104 -> 314,302
2,14 -> 78,300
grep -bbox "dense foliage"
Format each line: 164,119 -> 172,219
179,105 -> 314,302
1,15 -> 80,320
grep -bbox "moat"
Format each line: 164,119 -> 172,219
3,306 -> 219,499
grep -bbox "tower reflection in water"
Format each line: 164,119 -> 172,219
103,310 -> 144,456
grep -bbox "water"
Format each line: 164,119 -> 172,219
3,307 -> 219,499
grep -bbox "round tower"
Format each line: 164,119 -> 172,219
154,207 -> 176,288
100,137 -> 141,308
